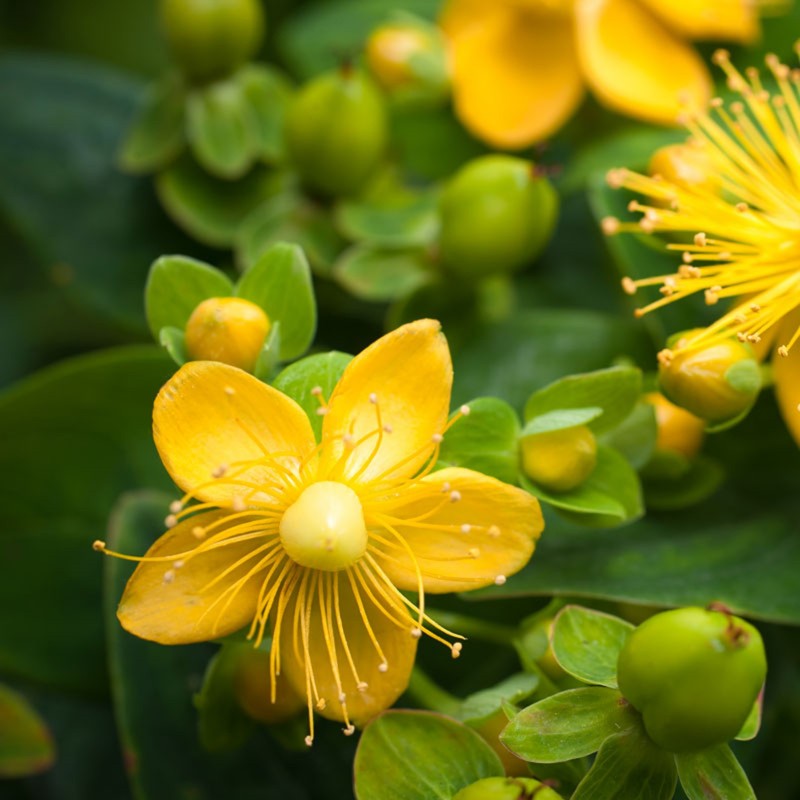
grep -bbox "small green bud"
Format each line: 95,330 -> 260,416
453,777 -> 564,800
285,67 -> 388,197
520,425 -> 597,493
617,606 -> 766,753
160,0 -> 265,82
658,332 -> 761,424
438,155 -> 558,280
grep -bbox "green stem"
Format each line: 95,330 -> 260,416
427,608 -> 517,646
406,667 -> 461,716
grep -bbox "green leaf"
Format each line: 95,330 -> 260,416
524,367 -> 642,435
334,245 -> 433,302
520,445 -> 643,525
501,687 -> 636,763
273,352 -> 353,441
159,325 -> 188,365
571,725 -> 678,800
354,710 -> 503,800
235,242 -> 317,361
551,606 -> 634,688
157,154 -> 286,248
520,407 -> 604,437
186,79 -> 256,179
119,75 -> 185,174
145,254 -> 233,337
235,64 -> 293,164
253,320 -> 282,382
458,673 -> 540,727
600,401 -> 658,470
437,397 -> 521,485
643,455 -> 725,511
236,192 -> 346,276
735,695 -> 762,742
0,347 -> 172,694
0,684 -> 55,778
334,192 -> 440,248
676,745 -> 756,800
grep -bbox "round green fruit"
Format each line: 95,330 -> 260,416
285,67 -> 388,197
617,606 -> 766,753
438,155 -> 558,280
161,0 -> 265,82
453,777 -> 564,800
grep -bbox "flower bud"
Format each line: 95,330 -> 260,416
658,333 -> 761,424
160,0 -> 265,82
233,648 -> 305,724
439,155 -> 558,280
520,425 -> 597,493
648,142 -> 716,192
285,67 -> 388,197
184,296 -> 270,372
644,392 -> 705,459
453,777 -> 564,800
617,606 -> 766,753
472,710 -> 531,778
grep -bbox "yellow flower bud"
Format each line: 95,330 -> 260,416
367,25 -> 430,89
648,142 -> 716,192
644,392 -> 705,460
520,425 -> 598,493
658,333 -> 761,424
471,711 -> 531,778
184,296 -> 270,372
233,648 -> 305,724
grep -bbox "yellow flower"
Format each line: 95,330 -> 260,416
95,319 -> 542,742
440,0 -> 763,149
603,49 -> 800,444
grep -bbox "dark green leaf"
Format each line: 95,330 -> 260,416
501,687 -> 635,763
0,684 -> 55,778
643,455 -> 725,511
236,64 -> 293,164
457,673 -> 540,727
600,401 -> 658,470
334,192 -> 439,248
334,245 -> 433,301
437,397 -> 521,485
551,606 -> 633,688
145,254 -> 233,337
571,725 -> 677,800
354,710 -> 503,800
676,745 -> 755,800
235,242 -> 316,360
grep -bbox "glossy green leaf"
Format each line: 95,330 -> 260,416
0,684 -> 55,778
600,401 -> 658,470
458,673 -> 540,727
236,192 -> 345,275
0,347 -> 172,693
520,407 -> 604,437
520,444 -> 643,524
354,710 -> 503,800
643,455 -> 725,511
253,321 -> 283,382
571,725 -> 677,800
119,75 -> 185,174
273,352 -> 353,441
524,367 -> 642,435
735,694 -> 762,742
676,745 -> 755,800
551,606 -> 633,688
334,245 -> 433,302
186,79 -> 255,179
501,687 -> 635,763
236,64 -> 293,164
145,254 -> 233,337
437,397 -> 521,485
157,154 -> 286,247
235,242 -> 316,360
159,325 -> 188,365
334,192 -> 439,248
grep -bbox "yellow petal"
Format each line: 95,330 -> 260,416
319,320 -> 452,486
153,361 -> 316,507
447,5 -> 584,148
274,570 -> 417,727
637,0 -> 760,44
371,467 -> 543,593
439,0 -> 508,39
575,0 -> 711,125
117,510 -> 267,644
773,312 -> 800,447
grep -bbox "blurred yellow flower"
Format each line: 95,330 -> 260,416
603,49 -> 800,443
440,0 -> 763,148
96,319 -> 542,741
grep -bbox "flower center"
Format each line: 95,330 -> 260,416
279,481 -> 368,571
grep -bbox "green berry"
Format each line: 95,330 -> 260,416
161,0 -> 265,82
617,606 -> 766,753
453,777 -> 564,800
439,155 -> 558,280
285,67 -> 388,197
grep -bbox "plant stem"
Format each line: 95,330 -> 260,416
427,608 -> 517,646
406,667 -> 461,716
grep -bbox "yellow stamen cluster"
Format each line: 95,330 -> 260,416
603,46 -> 800,360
